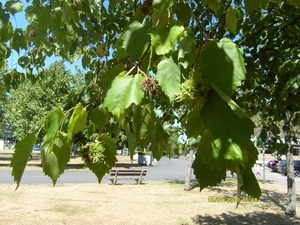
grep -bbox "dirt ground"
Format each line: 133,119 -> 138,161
0,179 -> 300,225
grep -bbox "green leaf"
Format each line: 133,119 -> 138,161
0,9 -> 9,29
241,142 -> 259,169
90,104 -> 110,132
173,1 -> 192,24
156,57 -> 181,101
116,34 -> 127,60
199,38 -> 246,96
63,2 -> 73,22
5,1 -> 23,15
42,131 -> 70,185
260,0 -> 268,8
36,6 -> 52,28
200,89 -> 255,146
54,28 -> 66,43
133,104 -> 156,143
178,32 -> 196,60
152,9 -> 169,30
150,123 -> 170,160
0,21 -> 13,41
226,7 -> 237,34
10,134 -> 37,188
124,125 -> 136,159
287,0 -> 300,7
52,7 -> 63,28
192,154 -> 227,191
44,107 -> 64,142
240,168 -> 262,198
184,106 -> 204,138
87,123 -> 96,136
11,29 -> 27,53
88,134 -> 117,183
198,130 -> 243,170
101,64 -> 124,89
244,0 -> 260,13
150,25 -> 184,55
24,5 -> 37,23
153,0 -> 175,10
103,74 -> 145,117
211,82 -> 249,119
67,103 -> 87,140
202,0 -> 219,12
18,56 -> 30,68
82,53 -> 91,69
122,21 -> 151,60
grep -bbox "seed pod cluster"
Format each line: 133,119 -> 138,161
29,29 -> 36,37
140,0 -> 153,16
81,143 -> 91,165
141,77 -> 159,96
81,141 -> 106,166
47,36 -> 54,44
175,76 -> 211,108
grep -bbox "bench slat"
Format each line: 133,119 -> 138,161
107,169 -> 147,185
109,172 -> 147,176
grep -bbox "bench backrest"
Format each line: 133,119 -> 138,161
109,169 -> 147,176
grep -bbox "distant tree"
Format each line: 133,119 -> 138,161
4,61 -> 82,140
0,67 -> 8,137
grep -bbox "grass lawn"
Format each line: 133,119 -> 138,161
0,179 -> 299,225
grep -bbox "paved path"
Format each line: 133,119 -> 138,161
1,158 -> 299,194
0,158 -> 191,184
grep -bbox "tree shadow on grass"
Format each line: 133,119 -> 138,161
192,211 -> 300,225
190,180 -> 300,225
191,190 -> 300,225
168,178 -> 240,192
168,179 -> 300,224
168,179 -> 200,190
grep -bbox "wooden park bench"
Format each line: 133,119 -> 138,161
107,169 -> 147,185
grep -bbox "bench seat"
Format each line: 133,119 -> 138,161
107,169 -> 147,185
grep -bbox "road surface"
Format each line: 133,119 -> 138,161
0,158 -> 299,193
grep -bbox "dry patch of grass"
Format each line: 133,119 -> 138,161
0,179 -> 299,225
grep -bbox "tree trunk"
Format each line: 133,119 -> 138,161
285,149 -> 296,216
184,149 -> 194,191
283,117 -> 297,217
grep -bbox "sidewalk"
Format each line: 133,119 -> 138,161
0,153 -> 86,169
0,150 -> 149,169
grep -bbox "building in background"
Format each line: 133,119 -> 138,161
0,126 -> 17,149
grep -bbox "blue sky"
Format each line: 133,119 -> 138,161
2,0 -> 83,74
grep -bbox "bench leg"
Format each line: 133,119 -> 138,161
137,171 -> 144,184
137,176 -> 144,184
112,172 -> 118,185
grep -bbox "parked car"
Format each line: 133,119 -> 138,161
269,160 -> 279,172
32,144 -> 40,151
278,160 -> 287,175
279,160 -> 300,177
